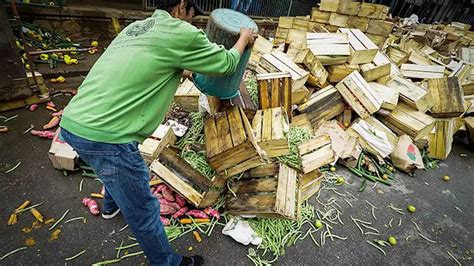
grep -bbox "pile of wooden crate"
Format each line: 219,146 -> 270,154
151,0 -> 474,220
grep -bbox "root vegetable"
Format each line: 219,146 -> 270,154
172,207 -> 188,219
162,188 -> 175,202
160,216 -> 171,226
160,205 -> 177,215
185,210 -> 209,219
179,218 -> 210,224
175,194 -> 187,207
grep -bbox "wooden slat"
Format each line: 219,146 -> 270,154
231,178 -> 278,194
150,161 -> 203,207
283,77 -> 292,120
228,106 -> 247,147
428,77 -> 465,118
262,109 -> 273,142
298,135 -> 332,155
252,110 -> 263,142
216,111 -> 234,153
204,116 -> 220,158
249,163 -> 279,177
226,194 -> 276,213
271,107 -> 284,140
271,78 -> 280,107
301,144 -> 335,173
258,80 -> 270,109
220,156 -> 264,178
275,164 -> 288,215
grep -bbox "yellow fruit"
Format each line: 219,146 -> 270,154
91,40 -> 99,47
442,175 -> 450,181
388,236 -> 397,246
50,78 -> 57,83
25,64 -> 30,70
187,246 -> 193,251
315,220 -> 323,229
330,166 -> 337,172
388,166 -> 394,172
337,177 -> 345,184
382,174 -> 389,180
56,76 -> 65,83
407,205 -> 416,213
344,122 -> 350,128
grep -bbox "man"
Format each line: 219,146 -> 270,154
60,0 -> 256,265
231,0 -> 253,14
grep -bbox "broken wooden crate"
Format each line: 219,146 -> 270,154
301,49 -> 329,87
379,103 -> 436,141
174,79 -> 201,112
139,125 -> 176,164
151,148 -> 224,208
299,170 -> 325,202
360,51 -> 392,82
338,28 -> 378,65
307,32 -> 351,65
259,51 -> 309,90
297,85 -> 346,127
204,107 -> 264,176
335,70 -> 382,119
256,72 -> 292,120
427,77 -> 465,118
226,163 -> 300,220
368,82 -> 399,110
298,135 -> 335,174
428,119 -> 455,160
252,107 -> 290,158
386,75 -> 434,113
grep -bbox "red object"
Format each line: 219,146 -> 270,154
203,207 -> 220,220
30,130 -> 55,139
162,187 -> 175,202
52,110 -> 63,117
82,198 -> 100,215
29,104 -> 38,112
160,205 -> 177,215
159,199 -> 181,211
185,210 -> 209,219
155,184 -> 167,194
175,194 -> 187,207
172,207 -> 188,219
47,101 -> 56,108
160,216 -> 171,226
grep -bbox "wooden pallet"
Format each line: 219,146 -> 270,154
307,32 -> 350,65
427,77 -> 465,118
366,33 -> 388,49
204,107 -> 264,175
249,36 -> 273,70
291,114 -> 313,134
339,28 -> 378,65
139,125 -> 176,164
226,163 -> 300,220
297,85 -> 346,127
256,72 -> 292,120
379,103 -> 436,141
150,148 -> 225,208
428,118 -> 455,160
335,70 -> 382,119
252,107 -> 290,158
298,135 -> 335,173
174,79 -> 201,112
259,51 -> 309,90
386,75 -> 434,113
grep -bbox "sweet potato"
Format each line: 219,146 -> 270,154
203,207 -> 220,220
185,210 -> 209,219
160,204 -> 177,215
162,187 -> 175,202
175,194 -> 187,207
172,207 -> 188,219
160,216 -> 171,226
159,199 -> 181,211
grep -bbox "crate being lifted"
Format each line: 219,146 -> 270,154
204,107 -> 265,176
139,125 -> 177,164
150,147 -> 226,208
252,107 -> 290,158
226,163 -> 300,220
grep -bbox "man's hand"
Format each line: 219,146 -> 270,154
239,28 -> 258,46
182,70 -> 193,82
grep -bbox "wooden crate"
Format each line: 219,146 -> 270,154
339,28 -> 378,65
327,64 -> 359,83
337,0 -> 360,15
299,170 -> 325,202
465,117 -> 474,149
366,33 -> 387,49
249,36 -> 273,70
151,148 -> 224,208
366,19 -> 394,37
297,85 -> 346,127
292,86 -> 312,105
427,77 -> 465,118
364,116 -> 399,148
311,8 -> 331,24
252,107 -> 290,158
291,114 -> 313,134
358,3 -> 389,19
301,49 -> 329,87
260,51 -> 309,90
459,47 -> 474,64
387,45 -> 410,66
368,82 -> 399,110
320,0 -> 340,12
449,63 -> 474,96
298,135 -> 335,173
428,119 -> 455,160
226,163 -> 300,220
256,72 -> 292,120
379,103 -> 436,141
335,71 -> 382,118
286,28 -> 307,45
307,32 -> 350,65
174,79 -> 201,112
204,107 -> 264,175
139,125 -> 176,164
347,16 -> 369,32
329,12 -> 349,27
401,64 -> 445,79
360,51 -> 392,82
274,27 -> 289,44
207,82 -> 257,120
293,17 -> 310,31
386,75 -> 433,113
278,16 -> 294,28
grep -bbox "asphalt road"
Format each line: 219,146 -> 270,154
1,95 -> 473,265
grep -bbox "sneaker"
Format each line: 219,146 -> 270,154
101,208 -> 120,220
180,255 -> 204,266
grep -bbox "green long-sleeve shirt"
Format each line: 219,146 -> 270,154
61,10 -> 241,144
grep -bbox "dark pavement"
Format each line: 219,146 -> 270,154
1,95 -> 473,265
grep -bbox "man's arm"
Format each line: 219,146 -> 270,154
179,28 -> 256,76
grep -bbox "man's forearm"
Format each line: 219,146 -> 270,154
232,37 -> 249,56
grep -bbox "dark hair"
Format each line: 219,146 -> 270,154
156,0 -> 186,13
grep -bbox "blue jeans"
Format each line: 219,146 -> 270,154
61,128 -> 182,266
231,0 -> 253,13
